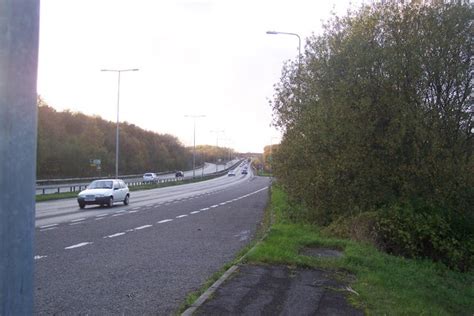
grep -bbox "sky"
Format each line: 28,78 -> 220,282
37,0 -> 363,153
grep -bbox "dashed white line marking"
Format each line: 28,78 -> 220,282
95,217 -> 105,221
40,227 -> 58,232
70,218 -> 86,222
65,242 -> 93,250
95,214 -> 108,217
132,207 -> 140,210
200,207 -> 210,211
157,219 -> 173,224
219,202 -> 227,205
210,205 -> 218,208
190,211 -> 200,214
115,210 -> 127,213
35,255 -> 47,260
128,210 -> 138,213
104,232 -> 126,238
176,215 -> 188,218
112,213 -> 125,217
69,222 -> 84,226
40,224 -> 58,229
134,225 -> 152,230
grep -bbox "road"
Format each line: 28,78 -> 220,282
34,164 -> 270,314
36,160 -> 238,195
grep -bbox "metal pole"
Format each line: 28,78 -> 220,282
0,1 -> 40,314
193,119 -> 196,178
101,68 -> 138,179
115,71 -> 121,179
185,115 -> 205,178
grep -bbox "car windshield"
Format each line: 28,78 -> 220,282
144,173 -> 152,177
88,180 -> 113,189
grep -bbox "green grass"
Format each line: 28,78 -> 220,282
244,185 -> 474,315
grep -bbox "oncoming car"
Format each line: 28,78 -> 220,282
143,172 -> 159,183
77,179 -> 130,209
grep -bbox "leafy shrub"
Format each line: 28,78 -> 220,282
322,211 -> 378,245
373,203 -> 473,272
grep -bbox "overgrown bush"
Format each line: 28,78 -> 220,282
373,203 -> 473,271
270,1 -> 473,271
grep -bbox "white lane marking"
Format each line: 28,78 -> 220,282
134,225 -> 152,230
190,211 -> 200,214
157,219 -> 173,224
40,223 -> 58,229
132,207 -> 140,210
112,213 -> 125,217
65,242 -> 93,250
200,207 -> 210,211
69,222 -> 84,226
128,210 -> 138,213
70,218 -> 86,223
210,205 -> 218,208
219,202 -> 227,205
40,227 -> 58,232
104,232 -> 126,238
35,255 -> 47,260
176,215 -> 188,218
95,217 -> 105,221
115,210 -> 127,213
95,214 -> 108,217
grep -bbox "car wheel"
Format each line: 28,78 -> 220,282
107,196 -> 113,207
123,194 -> 129,205
79,202 -> 85,209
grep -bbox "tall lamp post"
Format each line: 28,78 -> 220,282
210,130 -> 225,173
101,68 -> 139,179
266,30 -> 301,69
185,115 -> 206,178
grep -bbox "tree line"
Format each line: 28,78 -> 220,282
37,98 -> 233,179
271,2 -> 473,270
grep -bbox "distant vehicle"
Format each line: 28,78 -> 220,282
241,169 -> 248,175
228,170 -> 236,176
143,172 -> 159,183
77,179 -> 129,209
175,171 -> 184,178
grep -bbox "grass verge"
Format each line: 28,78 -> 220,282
243,185 -> 474,315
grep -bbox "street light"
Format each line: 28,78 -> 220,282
101,68 -> 139,179
210,130 -> 225,173
185,115 -> 206,178
266,30 -> 301,69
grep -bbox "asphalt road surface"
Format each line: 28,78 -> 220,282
34,165 -> 270,314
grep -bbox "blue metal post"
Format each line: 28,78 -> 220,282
0,0 -> 40,314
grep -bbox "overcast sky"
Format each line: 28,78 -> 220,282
37,0 -> 363,153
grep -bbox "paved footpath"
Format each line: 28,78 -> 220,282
190,264 -> 364,316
